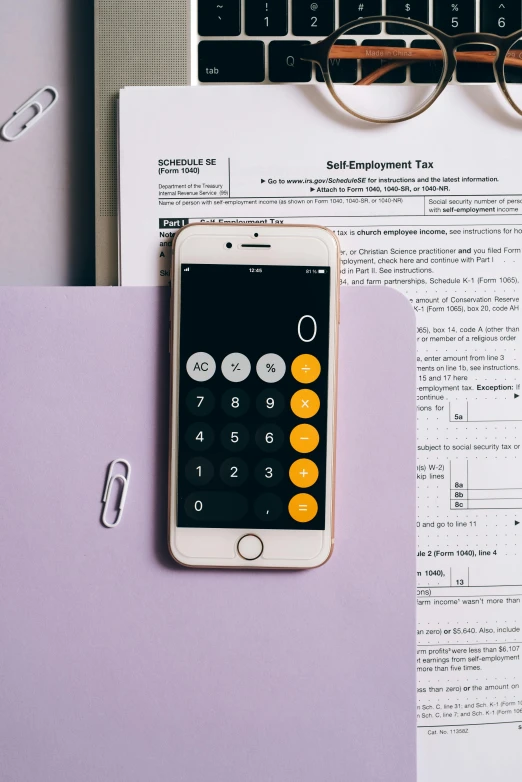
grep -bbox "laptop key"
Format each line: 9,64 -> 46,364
386,0 -> 428,34
433,0 -> 475,34
411,39 -> 444,83
246,0 -> 288,36
198,0 -> 241,36
361,39 -> 407,82
292,0 -> 335,36
481,0 -> 522,34
199,41 -> 265,82
457,43 -> 495,82
316,40 -> 357,82
339,0 -> 383,35
269,41 -> 312,82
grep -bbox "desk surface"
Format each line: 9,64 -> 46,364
0,286 -> 417,781
0,1 -> 94,285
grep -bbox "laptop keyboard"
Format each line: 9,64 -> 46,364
196,0 -> 522,83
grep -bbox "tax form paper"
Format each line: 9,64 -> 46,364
119,84 -> 522,780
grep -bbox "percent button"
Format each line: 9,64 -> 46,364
256,353 -> 286,383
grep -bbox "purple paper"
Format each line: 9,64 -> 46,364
0,286 -> 416,781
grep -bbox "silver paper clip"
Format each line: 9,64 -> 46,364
1,86 -> 59,142
101,459 -> 131,528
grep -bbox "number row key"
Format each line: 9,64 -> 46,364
481,0 -> 521,34
184,490 -> 318,522
185,422 -> 285,452
185,422 -> 320,453
201,0 -> 485,39
199,0 -> 340,38
187,456 -> 319,487
198,0 -> 288,36
433,0 -> 475,34
184,491 -> 284,522
186,387 -> 285,417
186,456 -> 285,486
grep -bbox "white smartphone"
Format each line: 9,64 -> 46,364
169,223 -> 340,569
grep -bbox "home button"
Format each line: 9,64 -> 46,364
237,534 -> 263,561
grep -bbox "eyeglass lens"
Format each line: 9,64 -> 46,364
326,20 -> 445,121
326,18 -> 522,121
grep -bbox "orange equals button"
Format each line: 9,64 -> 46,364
289,493 -> 318,522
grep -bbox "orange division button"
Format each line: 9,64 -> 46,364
290,424 -> 320,453
290,389 -> 320,419
289,458 -> 318,488
288,493 -> 318,523
291,354 -> 321,384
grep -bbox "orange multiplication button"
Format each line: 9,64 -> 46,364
289,423 -> 319,453
288,493 -> 318,523
290,389 -> 320,419
289,458 -> 318,488
291,354 -> 321,384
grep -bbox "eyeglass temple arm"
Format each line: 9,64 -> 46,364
326,45 -> 522,86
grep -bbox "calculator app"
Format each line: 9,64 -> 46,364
177,263 -> 331,530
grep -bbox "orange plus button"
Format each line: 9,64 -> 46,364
291,389 -> 320,419
288,493 -> 318,523
291,354 -> 321,383
289,459 -> 318,488
290,424 -> 319,453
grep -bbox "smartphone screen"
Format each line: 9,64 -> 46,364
177,263 -> 331,531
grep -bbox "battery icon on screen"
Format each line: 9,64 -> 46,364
318,269 -> 326,273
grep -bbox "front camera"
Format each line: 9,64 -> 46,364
226,242 -> 233,249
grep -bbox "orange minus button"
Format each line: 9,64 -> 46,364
290,424 -> 319,454
288,493 -> 318,523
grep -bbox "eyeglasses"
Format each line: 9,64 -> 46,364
299,16 -> 522,123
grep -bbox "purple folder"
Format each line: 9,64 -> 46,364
0,286 -> 416,781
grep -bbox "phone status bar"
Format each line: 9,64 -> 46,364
181,265 -> 329,275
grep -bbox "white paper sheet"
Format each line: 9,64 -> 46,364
119,84 -> 522,780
